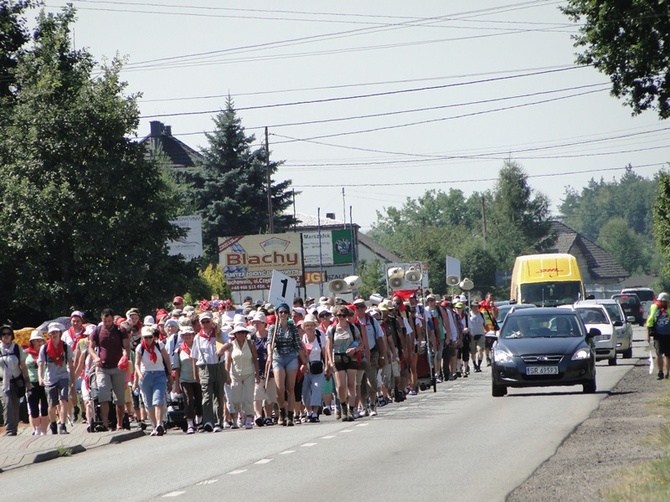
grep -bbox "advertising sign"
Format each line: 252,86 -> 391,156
168,215 -> 203,260
268,270 -> 297,307
218,233 -> 303,292
302,228 -> 354,267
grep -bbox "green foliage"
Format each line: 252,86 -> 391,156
190,97 -> 295,262
0,5 -> 192,325
560,166 -> 659,275
370,161 -> 554,293
357,258 -> 387,299
199,263 -> 231,299
562,0 -> 670,119
0,1 -> 34,98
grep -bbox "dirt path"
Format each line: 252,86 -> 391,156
508,358 -> 668,501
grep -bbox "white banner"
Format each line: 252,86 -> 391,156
168,215 -> 203,260
302,231 -> 333,267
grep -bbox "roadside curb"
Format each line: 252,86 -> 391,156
0,429 -> 145,473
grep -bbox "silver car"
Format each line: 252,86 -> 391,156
589,299 -> 633,359
560,303 -> 617,365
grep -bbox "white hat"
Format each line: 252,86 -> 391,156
292,307 -> 305,316
85,324 -> 96,335
199,312 -> 213,321
30,330 -> 45,342
70,310 -> 84,319
233,313 -> 246,325
252,311 -> 266,324
47,322 -> 65,333
164,319 -> 180,329
303,314 -> 318,325
143,315 -> 155,325
180,326 -> 195,335
659,292 -> 670,302
230,325 -> 252,336
141,326 -> 156,338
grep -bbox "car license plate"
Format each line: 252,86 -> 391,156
526,366 -> 559,375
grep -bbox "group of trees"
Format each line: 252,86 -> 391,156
369,161 -> 554,297
0,2 -> 292,325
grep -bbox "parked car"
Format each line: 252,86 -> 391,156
620,288 -> 655,322
612,293 -> 644,326
563,303 -> 618,365
578,299 -> 633,359
491,308 -> 599,397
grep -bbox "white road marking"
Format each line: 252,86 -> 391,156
163,491 -> 186,497
321,435 -> 336,439
301,443 -> 317,447
356,423 -> 369,427
255,458 -> 273,464
227,470 -> 247,475
279,450 -> 296,454
196,479 -> 218,485
340,429 -> 353,433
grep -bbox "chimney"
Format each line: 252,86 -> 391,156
326,213 -> 336,220
150,121 -> 164,137
164,125 -> 172,136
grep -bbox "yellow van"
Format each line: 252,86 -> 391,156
510,253 -> 585,307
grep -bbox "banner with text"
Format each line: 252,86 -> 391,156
218,233 -> 303,291
168,215 -> 203,260
302,228 -> 354,267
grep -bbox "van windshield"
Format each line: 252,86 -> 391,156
519,281 -> 582,307
625,289 -> 654,302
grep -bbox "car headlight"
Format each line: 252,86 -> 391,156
494,349 -> 514,364
572,348 -> 591,360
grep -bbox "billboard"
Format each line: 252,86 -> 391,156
302,228 -> 355,267
218,233 -> 303,292
168,215 -> 203,260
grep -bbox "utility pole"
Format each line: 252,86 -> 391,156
265,127 -> 274,234
481,195 -> 487,250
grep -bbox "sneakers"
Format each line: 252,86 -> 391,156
352,408 -> 361,419
50,422 -> 58,435
150,429 -> 159,437
255,417 -> 264,427
156,424 -> 165,436
322,406 -> 331,416
73,405 -> 80,422
186,426 -> 195,435
264,417 -> 274,426
245,417 -> 254,429
203,422 -> 214,433
409,389 -> 417,396
213,425 -> 223,433
59,424 -> 69,435
370,406 -> 378,417
658,371 -> 665,381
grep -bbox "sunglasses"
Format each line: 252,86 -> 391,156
200,320 -> 211,324
318,313 -> 330,318
1,332 -> 12,337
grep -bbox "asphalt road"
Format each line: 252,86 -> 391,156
2,328 -> 645,502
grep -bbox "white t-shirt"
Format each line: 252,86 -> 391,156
137,341 -> 166,373
302,333 -> 324,362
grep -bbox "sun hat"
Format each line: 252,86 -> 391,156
164,319 -> 179,329
70,311 -> 84,319
30,330 -> 45,342
199,312 -> 213,321
252,311 -> 267,323
230,325 -> 252,336
141,326 -> 156,338
303,314 -> 318,325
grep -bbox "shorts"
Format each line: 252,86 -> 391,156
656,337 -> 670,358
272,353 -> 299,372
46,378 -> 70,407
96,367 -> 126,405
254,377 -> 278,404
333,353 -> 358,372
470,335 -> 486,354
139,370 -> 167,408
443,344 -> 457,359
27,383 -> 48,418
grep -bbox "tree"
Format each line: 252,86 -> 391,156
461,246 -> 497,292
0,6 -> 192,324
597,217 -> 647,274
357,258 -> 387,299
0,0 -> 34,98
191,97 -> 295,262
487,161 -> 554,269
562,0 -> 670,118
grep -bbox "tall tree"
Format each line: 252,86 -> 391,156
653,172 -> 670,291
0,0 -> 33,98
562,0 -> 670,118
0,6 -> 191,324
192,97 -> 295,262
487,161 -> 554,268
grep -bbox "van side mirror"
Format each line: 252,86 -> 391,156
626,316 -> 636,323
613,320 -> 623,327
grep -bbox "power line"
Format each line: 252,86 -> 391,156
139,65 -> 586,119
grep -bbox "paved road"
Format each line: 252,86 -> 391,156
1,327 -> 646,502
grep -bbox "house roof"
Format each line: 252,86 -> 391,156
139,121 -> 202,168
357,232 -> 404,263
547,221 -> 629,281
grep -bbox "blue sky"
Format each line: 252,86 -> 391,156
44,0 -> 669,230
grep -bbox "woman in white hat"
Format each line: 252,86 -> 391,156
135,326 -> 172,436
25,330 -> 49,435
226,325 -> 259,429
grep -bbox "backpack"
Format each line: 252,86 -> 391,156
39,341 -> 69,365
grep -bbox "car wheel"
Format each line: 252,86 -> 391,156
583,379 -> 597,393
608,356 -> 617,366
623,347 -> 633,359
492,382 -> 507,397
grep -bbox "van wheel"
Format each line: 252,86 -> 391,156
492,382 -> 507,397
583,379 -> 597,393
608,356 -> 617,366
623,347 -> 633,359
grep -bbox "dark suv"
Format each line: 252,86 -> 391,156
612,293 -> 644,326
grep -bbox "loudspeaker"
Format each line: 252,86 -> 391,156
328,279 -> 349,294
446,275 -> 460,286
389,277 -> 404,290
344,275 -> 361,290
404,266 -> 422,284
387,267 -> 404,280
459,278 -> 474,291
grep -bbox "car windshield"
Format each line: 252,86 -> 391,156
500,314 -> 584,339
575,307 -> 608,324
497,304 -> 535,324
626,290 -> 655,302
601,304 -> 623,323
519,281 -> 582,306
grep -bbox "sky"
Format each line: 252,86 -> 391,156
42,0 -> 670,231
